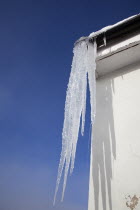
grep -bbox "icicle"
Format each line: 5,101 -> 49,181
87,41 -> 97,125
53,39 -> 97,205
103,32 -> 107,46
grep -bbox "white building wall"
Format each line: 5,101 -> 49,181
88,60 -> 140,210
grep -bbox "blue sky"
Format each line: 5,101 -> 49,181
0,0 -> 139,209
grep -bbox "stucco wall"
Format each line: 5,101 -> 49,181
88,61 -> 140,210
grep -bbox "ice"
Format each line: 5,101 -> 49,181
87,41 -> 97,125
53,39 -> 97,205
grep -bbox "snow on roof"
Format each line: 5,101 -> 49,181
89,14 -> 139,38
75,14 -> 140,45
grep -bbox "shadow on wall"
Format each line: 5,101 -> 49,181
91,76 -> 116,210
91,61 -> 140,210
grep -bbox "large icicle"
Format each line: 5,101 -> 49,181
87,41 -> 97,125
53,39 -> 97,205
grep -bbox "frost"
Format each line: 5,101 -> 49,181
53,39 -> 97,204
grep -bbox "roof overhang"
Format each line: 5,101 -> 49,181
96,38 -> 140,78
94,14 -> 140,78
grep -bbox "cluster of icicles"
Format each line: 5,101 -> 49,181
54,38 -> 97,204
